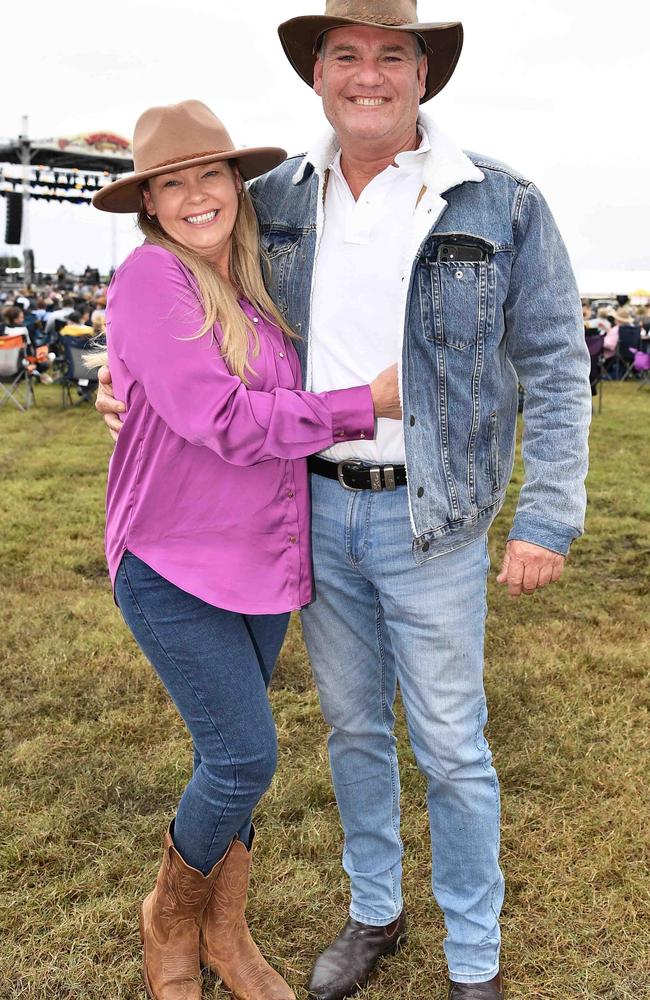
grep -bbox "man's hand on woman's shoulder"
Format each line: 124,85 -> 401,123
96,365 -> 125,441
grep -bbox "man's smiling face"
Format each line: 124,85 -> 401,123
313,25 -> 427,147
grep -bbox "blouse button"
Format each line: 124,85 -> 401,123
253,316 -> 259,323
287,489 -> 295,499
360,432 -> 365,438
279,352 -> 285,358
289,536 -> 297,545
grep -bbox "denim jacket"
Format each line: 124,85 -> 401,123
250,113 -> 591,562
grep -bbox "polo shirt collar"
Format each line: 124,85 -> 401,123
329,126 -> 431,183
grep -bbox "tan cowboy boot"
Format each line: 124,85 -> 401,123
140,826 -> 227,1000
200,829 -> 295,1000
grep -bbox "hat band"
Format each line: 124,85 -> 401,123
143,149 -> 232,172
329,14 -> 411,25
361,15 -> 410,24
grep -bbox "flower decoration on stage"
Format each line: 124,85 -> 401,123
56,133 -> 132,156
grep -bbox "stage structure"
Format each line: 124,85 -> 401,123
0,117 -> 133,284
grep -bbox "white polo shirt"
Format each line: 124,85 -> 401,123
309,131 -> 431,465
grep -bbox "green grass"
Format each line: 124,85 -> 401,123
1,384 -> 649,999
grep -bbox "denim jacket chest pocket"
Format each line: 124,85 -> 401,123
421,234 -> 507,349
260,228 -> 305,316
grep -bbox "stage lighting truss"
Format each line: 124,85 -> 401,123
0,165 -> 116,205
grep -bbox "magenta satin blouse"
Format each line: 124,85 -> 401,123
104,244 -> 375,614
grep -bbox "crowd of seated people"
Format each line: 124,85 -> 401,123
1,275 -> 107,392
582,300 -> 649,380
1,277 -> 106,347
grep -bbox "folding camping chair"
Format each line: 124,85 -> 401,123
629,348 -> 650,388
616,325 -> 642,381
0,333 -> 35,411
585,332 -> 605,413
60,335 -> 98,407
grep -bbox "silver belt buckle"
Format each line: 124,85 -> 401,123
337,460 -> 364,491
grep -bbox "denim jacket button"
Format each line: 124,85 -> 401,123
455,270 -> 464,279
417,486 -> 424,498
422,541 -> 430,553
409,415 -> 416,426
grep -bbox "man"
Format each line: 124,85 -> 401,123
57,308 -> 92,338
98,3 -> 591,997
44,294 -> 75,339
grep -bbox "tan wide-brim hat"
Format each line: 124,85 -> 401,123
278,0 -> 463,104
93,100 -> 287,214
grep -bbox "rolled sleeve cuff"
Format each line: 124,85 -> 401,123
508,511 -> 582,556
325,384 -> 376,444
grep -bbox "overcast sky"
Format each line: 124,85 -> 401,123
2,0 -> 649,292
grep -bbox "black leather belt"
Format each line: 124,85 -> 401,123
308,455 -> 407,492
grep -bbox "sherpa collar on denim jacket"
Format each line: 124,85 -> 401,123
291,111 -> 485,197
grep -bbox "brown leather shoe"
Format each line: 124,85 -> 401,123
448,972 -> 504,999
140,827 -> 226,1000
307,911 -> 407,1000
200,829 -> 295,1000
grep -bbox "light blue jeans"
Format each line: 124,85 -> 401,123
301,474 -> 504,985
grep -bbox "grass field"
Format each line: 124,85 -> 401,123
1,383 -> 649,999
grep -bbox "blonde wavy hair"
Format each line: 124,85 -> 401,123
91,166 -> 297,382
139,172 -> 298,381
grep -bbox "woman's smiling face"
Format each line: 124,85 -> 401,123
142,161 -> 241,273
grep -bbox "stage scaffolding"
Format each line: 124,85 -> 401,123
0,117 -> 133,284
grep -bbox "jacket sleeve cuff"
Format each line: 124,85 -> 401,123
507,511 -> 581,556
324,384 -> 376,444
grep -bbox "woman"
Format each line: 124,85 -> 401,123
92,100 -> 400,1000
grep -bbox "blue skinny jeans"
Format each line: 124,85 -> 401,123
115,551 -> 289,874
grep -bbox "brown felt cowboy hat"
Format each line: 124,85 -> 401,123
93,100 -> 287,214
278,0 -> 463,104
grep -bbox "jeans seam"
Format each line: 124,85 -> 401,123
344,492 -> 354,566
374,591 -> 401,910
356,491 -> 373,564
118,557 -> 239,869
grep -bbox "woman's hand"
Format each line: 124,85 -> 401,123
95,365 -> 125,441
370,364 -> 402,420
